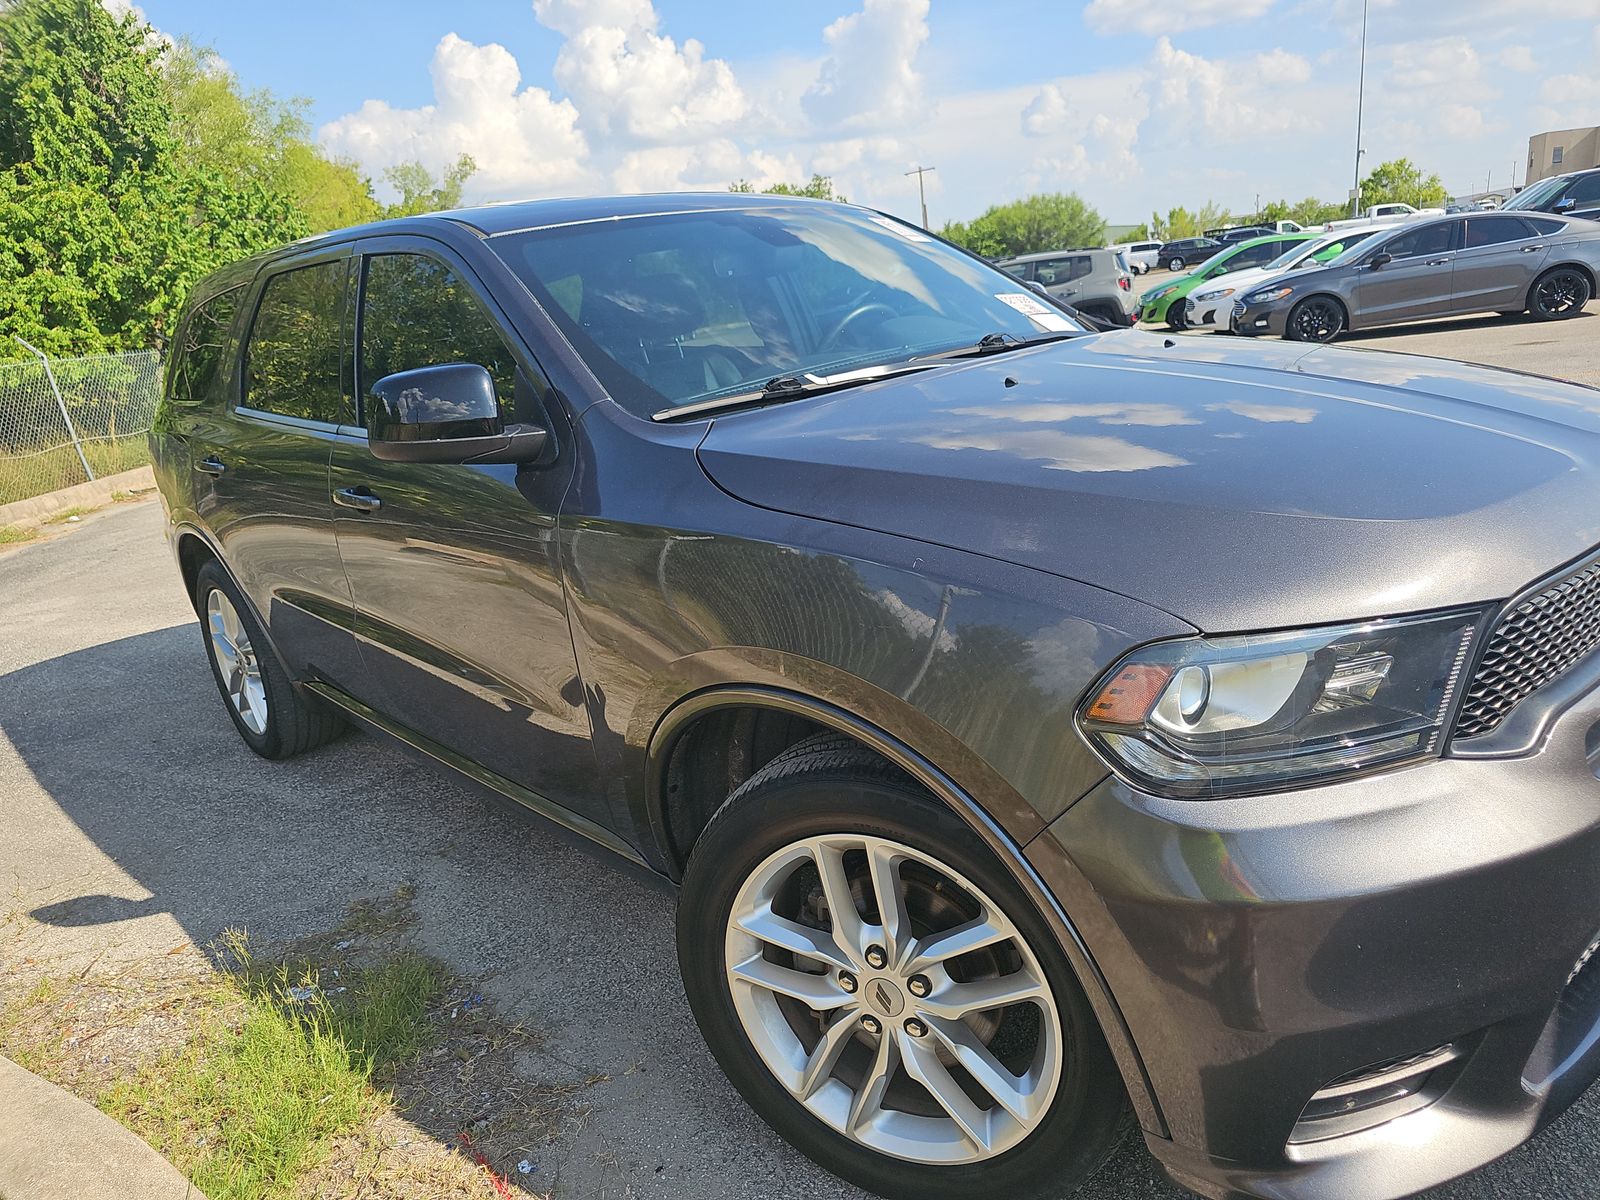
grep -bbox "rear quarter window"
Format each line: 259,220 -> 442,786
167,285 -> 245,406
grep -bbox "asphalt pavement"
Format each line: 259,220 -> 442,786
4,492 -> 1600,1199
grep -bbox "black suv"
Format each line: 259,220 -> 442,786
1154,236 -> 1222,270
153,193 -> 1600,1200
1503,166 -> 1600,224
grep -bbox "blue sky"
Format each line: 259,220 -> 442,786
126,0 -> 1600,226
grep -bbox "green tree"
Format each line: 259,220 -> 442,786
940,193 -> 1105,258
729,174 -> 846,201
161,39 -> 378,233
0,0 -> 306,358
1151,201 -> 1232,240
1359,158 -> 1448,211
383,155 -> 477,218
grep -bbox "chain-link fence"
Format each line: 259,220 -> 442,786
0,347 -> 163,506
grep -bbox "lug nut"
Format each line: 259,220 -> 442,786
907,975 -> 930,997
904,1018 -> 928,1038
865,945 -> 887,969
861,1015 -> 882,1036
838,971 -> 858,994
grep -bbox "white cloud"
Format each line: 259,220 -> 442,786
1542,73 -> 1600,105
535,0 -> 747,143
1022,84 -> 1070,138
1498,45 -> 1537,72
1433,102 -> 1490,141
1254,48 -> 1311,85
1384,37 -> 1481,91
802,0 -> 930,132
318,33 -> 591,200
1148,37 -> 1303,141
1084,0 -> 1274,36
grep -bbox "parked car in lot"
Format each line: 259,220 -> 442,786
1184,225 -> 1390,330
1154,236 -> 1220,270
1324,201 -> 1444,230
1232,210 -> 1600,341
1138,231 -> 1315,328
996,248 -> 1134,326
1502,166 -> 1600,225
152,192 -> 1600,1200
1109,239 -> 1161,274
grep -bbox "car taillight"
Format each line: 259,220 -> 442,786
1119,277 -> 1130,290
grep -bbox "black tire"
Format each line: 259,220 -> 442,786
195,560 -> 344,759
1285,295 -> 1346,343
1528,267 -> 1592,321
1165,302 -> 1188,331
677,733 -> 1129,1200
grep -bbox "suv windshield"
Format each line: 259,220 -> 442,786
1503,175 -> 1571,211
488,204 -> 1086,417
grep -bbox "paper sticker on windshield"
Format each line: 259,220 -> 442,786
995,292 -> 1076,332
869,215 -> 932,241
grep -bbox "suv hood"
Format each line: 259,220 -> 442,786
697,330 -> 1600,631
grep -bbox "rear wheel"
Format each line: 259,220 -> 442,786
1167,256 -> 1186,271
195,560 -> 344,759
1528,267 -> 1592,321
1285,295 -> 1345,342
677,734 -> 1127,1200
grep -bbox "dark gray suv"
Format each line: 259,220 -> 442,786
151,193 -> 1600,1200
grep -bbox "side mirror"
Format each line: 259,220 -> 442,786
1553,197 -> 1577,213
1025,280 -> 1052,298
1368,252 -> 1393,270
367,363 -> 548,465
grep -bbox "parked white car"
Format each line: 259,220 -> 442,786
1324,202 -> 1444,231
1183,225 -> 1390,330
1110,240 -> 1161,274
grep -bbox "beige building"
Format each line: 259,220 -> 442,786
1527,127 -> 1600,183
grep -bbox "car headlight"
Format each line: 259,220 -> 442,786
1078,608 -> 1486,798
1143,284 -> 1179,303
1246,285 -> 1294,304
1195,286 -> 1235,302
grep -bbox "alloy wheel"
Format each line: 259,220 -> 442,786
206,588 -> 268,735
1290,298 -> 1343,342
1534,270 -> 1589,318
724,833 -> 1063,1165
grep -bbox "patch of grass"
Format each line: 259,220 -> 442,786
103,934 -> 446,1200
43,505 -> 89,524
0,436 -> 150,506
0,524 -> 37,544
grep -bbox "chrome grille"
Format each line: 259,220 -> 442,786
1455,559 -> 1600,739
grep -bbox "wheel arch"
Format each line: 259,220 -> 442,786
172,522 -> 296,682
644,682 -> 1168,1137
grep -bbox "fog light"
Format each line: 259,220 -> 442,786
1290,1043 -> 1463,1144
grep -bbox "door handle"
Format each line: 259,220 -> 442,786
194,455 -> 225,476
1521,245 -> 1540,253
1425,258 -> 1450,266
333,486 -> 382,513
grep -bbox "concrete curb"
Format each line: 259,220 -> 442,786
0,465 -> 156,532
0,1055 -> 204,1200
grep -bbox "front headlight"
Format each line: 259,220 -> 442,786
1246,285 -> 1294,304
1195,286 -> 1235,302
1078,608 -> 1486,798
1143,284 -> 1179,303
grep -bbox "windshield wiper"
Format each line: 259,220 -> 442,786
914,330 -> 1082,362
651,362 -> 943,421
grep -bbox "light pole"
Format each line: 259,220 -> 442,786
1350,0 -> 1369,218
906,165 -> 935,229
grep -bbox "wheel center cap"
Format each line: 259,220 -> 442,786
865,978 -> 905,1017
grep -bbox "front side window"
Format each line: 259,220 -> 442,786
1380,222 -> 1457,261
1463,216 -> 1535,248
170,285 -> 244,404
488,205 -> 1085,416
243,261 -> 347,423
358,253 -> 522,419
1568,174 -> 1600,205
1034,256 -> 1091,286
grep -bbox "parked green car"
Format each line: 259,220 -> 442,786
1137,233 -> 1318,329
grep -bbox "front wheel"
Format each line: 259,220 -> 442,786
1165,302 -> 1188,331
1285,296 -> 1346,342
1528,267 -> 1592,321
677,734 -> 1127,1200
1167,256 -> 1185,271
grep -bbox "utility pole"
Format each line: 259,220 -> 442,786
1350,0 -> 1369,218
906,165 -> 935,229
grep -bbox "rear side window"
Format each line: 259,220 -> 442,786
359,254 -> 521,416
1463,216 -> 1535,248
243,261 -> 348,423
1034,256 -> 1091,285
169,285 -> 244,404
1527,217 -> 1567,235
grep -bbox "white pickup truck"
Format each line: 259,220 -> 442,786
1323,202 -> 1444,230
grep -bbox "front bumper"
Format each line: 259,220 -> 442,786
1229,296 -> 1292,336
1185,296 -> 1230,328
1027,657 -> 1600,1199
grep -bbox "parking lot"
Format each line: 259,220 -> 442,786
4,313 -> 1600,1200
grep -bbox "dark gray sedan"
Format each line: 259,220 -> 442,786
1231,211 -> 1600,341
